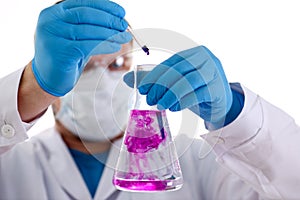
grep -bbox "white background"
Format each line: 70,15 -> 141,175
1,0 -> 299,137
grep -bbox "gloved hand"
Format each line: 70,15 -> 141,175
32,0 -> 132,96
124,46 -> 244,129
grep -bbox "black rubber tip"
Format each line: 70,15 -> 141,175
142,45 -> 150,55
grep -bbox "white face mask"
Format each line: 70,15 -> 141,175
55,67 -> 132,142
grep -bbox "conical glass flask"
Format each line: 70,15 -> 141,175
113,64 -> 183,192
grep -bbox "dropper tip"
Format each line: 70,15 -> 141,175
142,45 -> 150,55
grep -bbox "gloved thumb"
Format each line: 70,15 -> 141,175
123,70 -> 149,88
123,71 -> 134,88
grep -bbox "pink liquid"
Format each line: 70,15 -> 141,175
125,134 -> 163,153
113,110 -> 183,192
113,179 -> 168,191
124,110 -> 166,153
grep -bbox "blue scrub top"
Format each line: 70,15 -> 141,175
69,148 -> 109,198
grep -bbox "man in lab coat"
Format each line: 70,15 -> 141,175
1,0 -> 300,199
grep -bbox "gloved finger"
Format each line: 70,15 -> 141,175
159,45 -> 208,68
143,65 -> 195,105
61,0 -> 126,18
73,39 -> 123,58
138,52 -> 195,96
168,85 -> 213,111
63,7 -> 128,31
101,31 -> 132,44
144,55 -> 213,98
46,38 -> 123,72
158,46 -> 201,67
138,56 -> 191,95
155,69 -> 213,109
47,23 -> 127,41
141,48 -> 216,104
123,70 -> 150,88
138,64 -> 170,94
123,71 -> 134,88
138,46 -> 209,95
59,32 -> 130,59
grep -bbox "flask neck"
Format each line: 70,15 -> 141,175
133,89 -> 158,111
132,64 -> 159,111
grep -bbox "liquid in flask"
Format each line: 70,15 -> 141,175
113,64 -> 183,192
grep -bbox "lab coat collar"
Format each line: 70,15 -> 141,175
35,128 -> 122,200
35,128 -> 92,200
94,139 -> 122,199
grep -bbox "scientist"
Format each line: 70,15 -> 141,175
1,0 -> 300,199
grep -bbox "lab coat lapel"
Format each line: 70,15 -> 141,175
94,139 -> 122,199
37,129 -> 92,200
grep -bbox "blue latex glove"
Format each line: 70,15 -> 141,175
124,46 -> 244,129
32,0 -> 132,96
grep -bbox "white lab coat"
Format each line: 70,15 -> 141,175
1,68 -> 300,200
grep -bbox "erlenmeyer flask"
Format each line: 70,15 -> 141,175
113,64 -> 183,192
